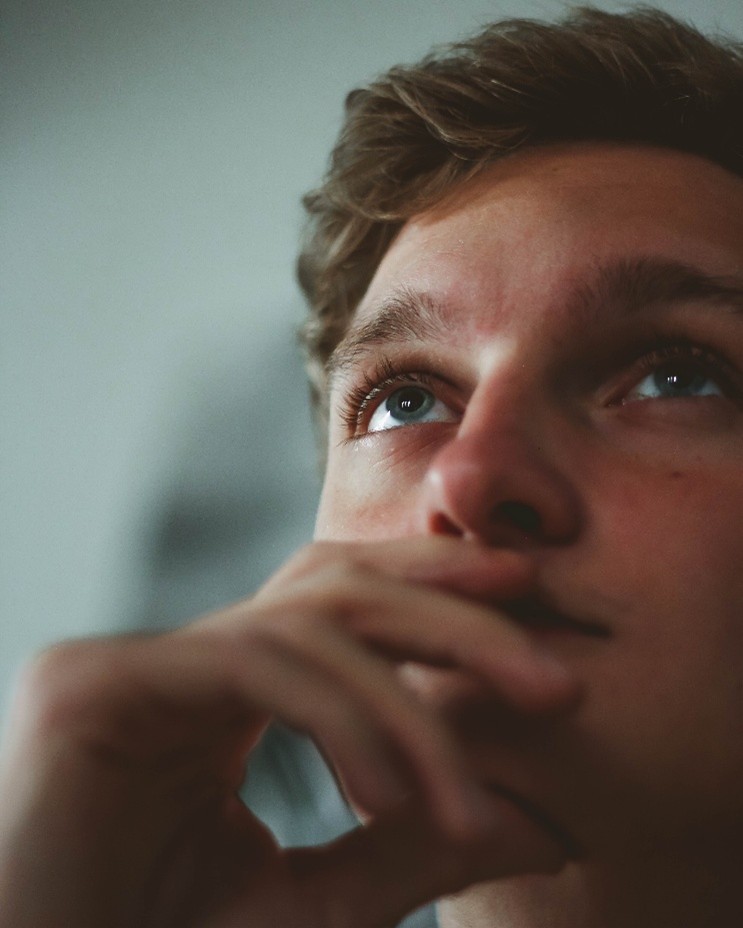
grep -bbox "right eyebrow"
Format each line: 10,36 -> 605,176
572,256 -> 743,327
326,286 -> 456,383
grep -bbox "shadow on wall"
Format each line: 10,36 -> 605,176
128,326 -> 437,927
133,326 -> 320,630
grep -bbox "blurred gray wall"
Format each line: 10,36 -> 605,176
3,0 -> 742,717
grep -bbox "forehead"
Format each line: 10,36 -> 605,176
354,143 -> 743,330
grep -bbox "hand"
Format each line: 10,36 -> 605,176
0,537 -> 578,928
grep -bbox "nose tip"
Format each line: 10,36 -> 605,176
422,433 -> 581,545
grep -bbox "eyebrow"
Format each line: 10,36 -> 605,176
327,257 -> 743,383
327,285 -> 459,379
575,256 -> 743,325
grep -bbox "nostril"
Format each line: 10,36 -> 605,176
429,512 -> 465,536
496,500 -> 542,533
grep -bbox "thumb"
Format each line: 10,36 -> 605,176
283,792 -> 569,928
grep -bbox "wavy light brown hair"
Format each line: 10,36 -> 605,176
297,6 -> 743,433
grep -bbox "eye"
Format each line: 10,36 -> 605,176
336,358 -> 460,438
624,359 -> 724,402
368,384 -> 457,432
619,342 -> 738,406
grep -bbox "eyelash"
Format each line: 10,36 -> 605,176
338,357 -> 441,436
613,335 -> 740,402
337,336 -> 741,437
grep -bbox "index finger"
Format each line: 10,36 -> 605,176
260,536 -> 535,604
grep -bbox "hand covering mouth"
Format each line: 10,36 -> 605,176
489,783 -> 585,860
497,596 -> 611,639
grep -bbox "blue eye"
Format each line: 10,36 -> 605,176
625,358 -> 724,402
368,385 -> 456,432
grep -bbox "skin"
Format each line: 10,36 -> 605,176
0,143 -> 740,928
317,143 -> 743,927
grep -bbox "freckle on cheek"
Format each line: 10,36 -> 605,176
671,471 -> 684,479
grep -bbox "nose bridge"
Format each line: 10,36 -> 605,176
421,372 -> 582,544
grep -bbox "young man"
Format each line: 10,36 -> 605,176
0,8 -> 741,928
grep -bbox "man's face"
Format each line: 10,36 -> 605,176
314,144 -> 743,919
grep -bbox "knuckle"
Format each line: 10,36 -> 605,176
270,567 -> 375,628
12,639 -> 131,735
256,542 -> 345,598
299,690 -> 359,736
303,571 -> 374,627
254,603 -> 324,642
283,541 -> 341,578
276,541 -> 369,586
13,641 -> 95,732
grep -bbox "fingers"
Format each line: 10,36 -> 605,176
256,536 -> 578,709
173,537 -> 579,837
9,537 -> 575,850
282,794 -> 569,928
168,568 -> 577,838
258,536 -> 535,605
5,535 -> 577,923
254,559 -> 577,714
164,619 -> 485,837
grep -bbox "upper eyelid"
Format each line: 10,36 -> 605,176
335,352 -> 462,399
332,344 -> 455,384
621,340 -> 737,382
359,370 -> 438,411
362,368 -> 456,411
561,324 -> 739,387
593,340 -> 742,409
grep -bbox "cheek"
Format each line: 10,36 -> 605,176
573,466 -> 743,824
599,464 -> 743,582
591,465 -> 743,669
314,438 -> 433,541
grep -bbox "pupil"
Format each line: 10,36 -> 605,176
399,389 -> 423,412
656,363 -> 700,395
390,387 -> 429,418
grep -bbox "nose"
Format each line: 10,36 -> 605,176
421,403 -> 582,546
